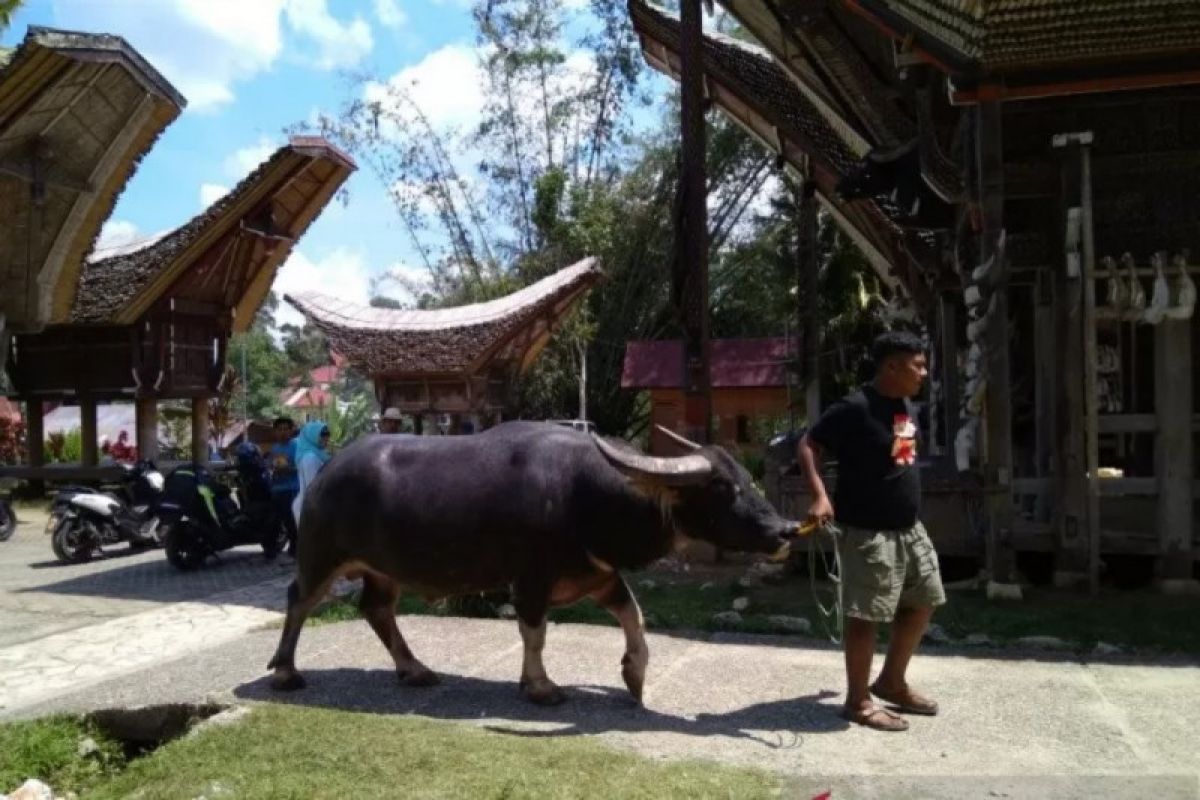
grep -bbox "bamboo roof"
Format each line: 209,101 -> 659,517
71,136 -> 356,330
286,258 -> 602,376
0,26 -> 184,333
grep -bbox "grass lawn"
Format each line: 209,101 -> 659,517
310,565 -> 1200,656
0,706 -> 779,800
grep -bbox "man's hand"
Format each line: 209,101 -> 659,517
808,493 -> 834,525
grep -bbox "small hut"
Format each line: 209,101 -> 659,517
623,338 -> 793,456
286,258 -> 602,432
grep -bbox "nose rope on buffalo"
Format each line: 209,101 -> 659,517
793,521 -> 844,644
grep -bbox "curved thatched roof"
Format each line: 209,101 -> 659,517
846,0 -> 1200,74
286,258 -> 602,376
0,26 -> 184,333
72,136 -> 356,330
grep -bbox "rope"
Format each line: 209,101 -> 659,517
805,523 -> 843,645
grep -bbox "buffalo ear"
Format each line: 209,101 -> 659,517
592,434 -> 712,487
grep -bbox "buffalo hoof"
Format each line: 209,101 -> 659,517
621,655 -> 645,705
399,667 -> 440,688
271,670 -> 307,692
521,679 -> 567,706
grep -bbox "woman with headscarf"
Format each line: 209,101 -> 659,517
291,421 -> 331,526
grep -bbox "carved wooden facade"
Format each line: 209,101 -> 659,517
635,0 -> 1200,591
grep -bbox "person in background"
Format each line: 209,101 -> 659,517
796,330 -> 944,733
378,407 -> 403,435
110,430 -> 137,463
291,421 -> 331,527
269,417 -> 299,556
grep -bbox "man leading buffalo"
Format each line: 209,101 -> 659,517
797,330 -> 945,732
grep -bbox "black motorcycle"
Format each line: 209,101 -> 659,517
158,446 -> 288,571
47,460 -> 165,563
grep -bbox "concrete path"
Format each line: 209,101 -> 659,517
0,506 -> 295,648
8,612 -> 1199,800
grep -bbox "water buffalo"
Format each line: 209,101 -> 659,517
267,421 -> 799,705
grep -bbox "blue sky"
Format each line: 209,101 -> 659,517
3,0 -> 670,327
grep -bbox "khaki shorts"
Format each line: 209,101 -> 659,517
836,521 -> 946,623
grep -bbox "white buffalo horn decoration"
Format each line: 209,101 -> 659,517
1121,252 -> 1145,321
1165,253 -> 1196,321
1143,253 -> 1170,325
592,434 -> 712,487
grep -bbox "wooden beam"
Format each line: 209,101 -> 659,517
1154,319 -> 1194,585
25,399 -> 44,470
678,0 -> 712,445
938,291 -> 960,458
976,99 -> 1019,595
135,397 -> 158,462
798,180 -> 820,425
80,396 -> 98,467
1033,270 -> 1055,524
191,396 -> 210,464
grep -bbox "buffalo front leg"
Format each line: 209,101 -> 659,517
360,573 -> 439,687
267,579 -> 327,691
592,574 -> 649,704
514,580 -> 565,706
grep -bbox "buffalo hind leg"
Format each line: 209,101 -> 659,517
359,573 -> 439,687
514,580 -> 564,705
267,576 -> 333,691
592,574 -> 649,704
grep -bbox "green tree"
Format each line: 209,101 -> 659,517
0,0 -> 23,32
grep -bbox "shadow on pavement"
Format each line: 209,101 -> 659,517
233,668 -> 848,742
14,547 -> 291,610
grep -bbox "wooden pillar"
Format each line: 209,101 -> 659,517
80,397 -> 99,467
191,397 -> 210,464
677,0 -> 711,445
799,181 -> 820,425
938,293 -> 959,457
976,99 -> 1020,596
25,399 -> 44,469
1033,272 -> 1057,524
1154,319 -> 1195,589
135,397 -> 158,461
1055,203 -> 1088,584
1054,132 -> 1102,593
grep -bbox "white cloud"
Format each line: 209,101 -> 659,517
285,0 -> 374,70
365,44 -> 486,131
374,0 -> 407,28
95,220 -> 141,252
90,220 -> 169,261
48,0 -> 372,112
273,248 -> 371,328
200,183 -> 231,208
223,136 -> 281,178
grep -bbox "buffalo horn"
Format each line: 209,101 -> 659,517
592,434 -> 712,486
654,424 -> 702,452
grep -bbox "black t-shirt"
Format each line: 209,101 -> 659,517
808,384 -> 921,530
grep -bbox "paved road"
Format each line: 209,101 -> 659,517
0,506 -> 295,649
13,615 -> 1200,800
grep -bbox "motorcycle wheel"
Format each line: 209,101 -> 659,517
0,502 -> 15,542
164,523 -> 207,571
51,519 -> 94,563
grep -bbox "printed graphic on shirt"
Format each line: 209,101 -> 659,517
892,413 -> 917,466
